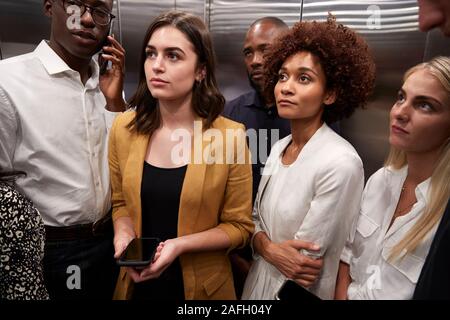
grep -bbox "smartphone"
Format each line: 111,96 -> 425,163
117,237 -> 160,267
100,19 -> 114,75
275,280 -> 321,301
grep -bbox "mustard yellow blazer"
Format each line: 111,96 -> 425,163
108,111 -> 254,300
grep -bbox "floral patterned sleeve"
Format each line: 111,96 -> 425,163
0,181 -> 49,300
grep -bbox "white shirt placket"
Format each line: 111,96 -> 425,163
81,87 -> 104,221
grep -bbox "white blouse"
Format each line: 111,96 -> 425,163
242,123 -> 364,300
342,166 -> 437,300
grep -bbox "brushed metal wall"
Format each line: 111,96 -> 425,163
1,0 -> 449,179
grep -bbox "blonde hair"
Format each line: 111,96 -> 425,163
386,56 -> 450,260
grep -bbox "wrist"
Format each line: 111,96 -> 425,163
115,228 -> 134,241
105,98 -> 126,112
167,237 -> 187,256
256,234 -> 273,261
115,226 -> 135,241
261,241 -> 275,263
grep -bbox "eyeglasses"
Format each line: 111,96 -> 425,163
62,0 -> 115,26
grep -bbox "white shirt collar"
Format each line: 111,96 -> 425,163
416,175 -> 431,203
34,40 -> 100,83
35,40 -> 72,75
386,165 -> 431,201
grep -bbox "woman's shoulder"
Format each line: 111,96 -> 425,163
212,115 -> 246,131
365,166 -> 404,191
316,127 -> 362,169
114,109 -> 136,126
110,109 -> 137,141
323,127 -> 360,156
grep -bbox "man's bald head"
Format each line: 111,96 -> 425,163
249,17 -> 288,31
243,17 -> 288,92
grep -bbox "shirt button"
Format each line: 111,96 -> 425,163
268,110 -> 272,115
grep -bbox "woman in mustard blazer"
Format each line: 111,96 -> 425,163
109,11 -> 253,300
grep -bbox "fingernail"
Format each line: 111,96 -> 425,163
312,244 -> 320,250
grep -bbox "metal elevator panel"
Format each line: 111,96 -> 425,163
174,0 -> 205,19
0,0 -> 448,181
0,0 -> 50,59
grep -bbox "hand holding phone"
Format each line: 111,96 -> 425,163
117,237 -> 161,267
100,19 -> 114,75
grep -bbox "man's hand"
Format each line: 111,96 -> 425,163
264,238 -> 323,288
99,35 -> 126,112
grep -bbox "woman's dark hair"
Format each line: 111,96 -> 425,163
263,15 -> 376,124
127,10 -> 225,135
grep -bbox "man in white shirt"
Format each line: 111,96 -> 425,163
0,0 -> 125,299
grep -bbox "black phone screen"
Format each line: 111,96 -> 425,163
100,20 -> 114,75
276,280 -> 321,300
118,237 -> 160,267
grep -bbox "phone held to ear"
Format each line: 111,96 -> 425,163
275,280 -> 321,301
117,237 -> 161,267
100,19 -> 114,75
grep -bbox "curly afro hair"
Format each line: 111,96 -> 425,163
263,15 -> 376,124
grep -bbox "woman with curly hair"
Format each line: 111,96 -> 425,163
241,16 -> 375,300
335,56 -> 450,300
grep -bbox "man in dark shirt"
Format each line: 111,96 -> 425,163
413,0 -> 450,300
223,17 -> 290,202
223,17 -> 290,299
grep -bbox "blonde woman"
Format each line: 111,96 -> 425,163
335,56 -> 450,300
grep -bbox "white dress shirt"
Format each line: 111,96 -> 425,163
342,166 -> 437,300
242,123 -> 364,300
0,40 -> 119,226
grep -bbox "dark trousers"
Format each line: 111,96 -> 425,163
43,233 -> 118,300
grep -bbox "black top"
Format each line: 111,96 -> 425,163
223,90 -> 291,202
413,198 -> 450,300
133,162 -> 187,300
